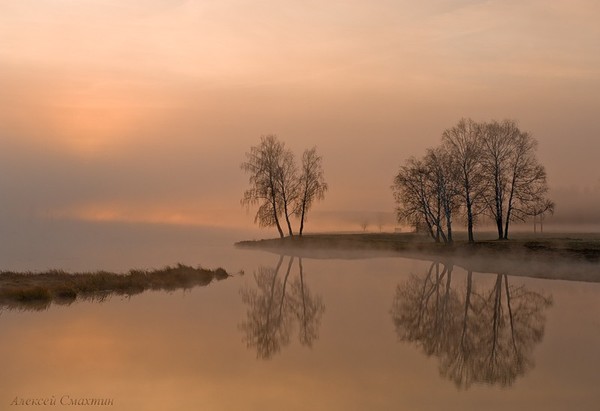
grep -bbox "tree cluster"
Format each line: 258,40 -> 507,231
392,119 -> 554,242
241,134 -> 328,237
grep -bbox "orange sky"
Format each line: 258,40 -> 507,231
1,0 -> 599,229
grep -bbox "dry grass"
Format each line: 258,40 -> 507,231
0,264 -> 229,311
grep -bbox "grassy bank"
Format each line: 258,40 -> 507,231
236,233 -> 600,282
0,264 -> 229,311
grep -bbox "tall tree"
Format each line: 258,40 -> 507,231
241,135 -> 293,238
276,148 -> 299,237
425,147 -> 460,244
481,120 -> 551,239
442,118 -> 486,243
393,157 -> 443,242
296,147 -> 328,236
393,155 -> 455,243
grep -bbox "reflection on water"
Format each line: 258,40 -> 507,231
391,261 -> 553,389
2,236 -> 600,411
239,256 -> 325,359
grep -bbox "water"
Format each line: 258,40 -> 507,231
1,224 -> 599,410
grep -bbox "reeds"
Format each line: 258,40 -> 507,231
0,264 -> 229,311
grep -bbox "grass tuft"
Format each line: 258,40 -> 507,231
0,264 -> 230,311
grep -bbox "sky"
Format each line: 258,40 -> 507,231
1,0 -> 599,231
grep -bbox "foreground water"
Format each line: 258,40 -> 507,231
1,224 -> 599,410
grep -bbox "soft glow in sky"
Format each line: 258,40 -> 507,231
1,0 -> 599,229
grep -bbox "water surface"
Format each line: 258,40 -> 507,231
1,226 -> 599,410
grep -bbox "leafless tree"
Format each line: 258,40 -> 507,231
481,120 -> 551,239
442,118 -> 486,243
392,154 -> 456,243
295,147 -> 328,236
393,157 -> 437,241
276,148 -> 300,237
241,135 -> 297,238
425,147 -> 461,243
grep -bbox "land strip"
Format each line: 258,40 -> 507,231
236,233 -> 600,282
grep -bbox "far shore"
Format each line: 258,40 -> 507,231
235,232 -> 600,283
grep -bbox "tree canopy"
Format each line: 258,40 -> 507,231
241,135 -> 327,237
393,119 -> 553,242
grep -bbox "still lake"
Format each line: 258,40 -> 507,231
1,222 -> 599,410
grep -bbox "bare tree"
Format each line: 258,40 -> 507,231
241,135 -> 296,238
393,155 -> 456,243
276,148 -> 299,237
393,157 -> 441,241
442,118 -> 486,243
481,121 -> 551,239
425,147 -> 460,244
295,147 -> 328,236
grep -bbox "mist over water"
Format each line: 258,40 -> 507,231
1,243 -> 599,411
0,219 -> 262,272
2,1 -> 600,409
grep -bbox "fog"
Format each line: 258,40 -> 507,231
1,0 -> 600,234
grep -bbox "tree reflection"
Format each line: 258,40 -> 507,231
391,262 -> 552,389
239,256 -> 325,359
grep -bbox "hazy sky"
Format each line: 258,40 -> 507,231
1,0 -> 599,230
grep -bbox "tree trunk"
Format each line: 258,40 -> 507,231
285,213 -> 294,237
466,195 -> 475,243
464,174 -> 475,243
282,196 -> 294,237
503,175 -> 517,240
271,194 -> 284,238
495,216 -> 504,240
299,197 -> 307,236
444,200 -> 453,244
503,218 -> 510,240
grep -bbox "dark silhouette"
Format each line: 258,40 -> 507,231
296,147 -> 328,236
0,264 -> 230,312
241,135 -> 291,238
481,120 -> 550,240
391,262 -> 552,389
241,136 -> 328,237
239,256 -> 325,359
442,118 -> 486,243
393,157 -> 448,242
392,119 -> 553,242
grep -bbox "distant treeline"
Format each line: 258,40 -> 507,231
392,118 -> 554,243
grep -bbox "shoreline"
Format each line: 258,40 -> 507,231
235,233 -> 600,282
0,264 -> 230,311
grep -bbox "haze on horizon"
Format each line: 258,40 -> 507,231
1,0 -> 599,233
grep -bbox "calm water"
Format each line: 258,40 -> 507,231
1,224 -> 600,410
